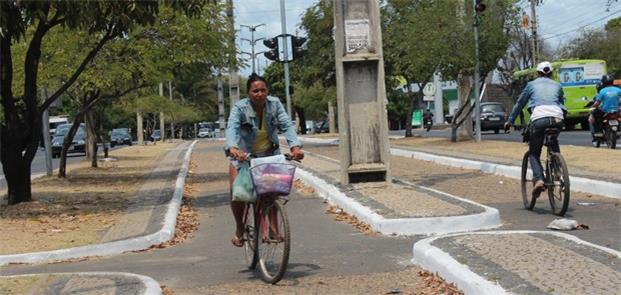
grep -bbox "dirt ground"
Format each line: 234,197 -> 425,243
391,137 -> 621,175
0,142 -> 178,255
0,275 -> 57,294
179,267 -> 462,295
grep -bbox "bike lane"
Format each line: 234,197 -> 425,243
2,141 -> 450,294
299,139 -> 621,294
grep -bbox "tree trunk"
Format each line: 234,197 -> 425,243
328,100 -> 336,133
295,106 -> 307,134
59,115 -> 84,178
404,83 -> 416,137
2,142 -> 33,205
85,110 -> 98,167
85,109 -> 95,161
456,74 -> 474,141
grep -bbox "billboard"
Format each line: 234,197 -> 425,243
559,63 -> 605,87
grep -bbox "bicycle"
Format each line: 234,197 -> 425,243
241,154 -> 298,284
520,127 -> 570,216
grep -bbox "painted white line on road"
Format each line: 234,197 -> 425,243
0,140 -> 197,266
390,147 -> 621,199
1,272 -> 162,295
411,230 -> 621,295
295,167 -> 501,236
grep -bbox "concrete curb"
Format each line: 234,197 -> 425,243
0,140 -> 198,266
390,147 -> 621,199
298,137 -> 621,199
295,168 -> 502,235
411,230 -> 621,295
1,272 -> 161,295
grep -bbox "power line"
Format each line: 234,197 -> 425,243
541,8 -> 621,40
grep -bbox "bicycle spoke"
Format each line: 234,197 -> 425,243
258,199 -> 290,284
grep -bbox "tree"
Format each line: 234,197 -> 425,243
557,17 -> 621,77
383,0 -> 457,137
0,1 -> 206,205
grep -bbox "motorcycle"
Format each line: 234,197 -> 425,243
423,116 -> 433,132
593,111 -> 619,149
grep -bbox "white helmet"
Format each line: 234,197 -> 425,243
536,61 -> 553,74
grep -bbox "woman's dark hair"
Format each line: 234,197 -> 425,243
246,73 -> 269,92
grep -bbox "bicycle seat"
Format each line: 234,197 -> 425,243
544,128 -> 560,135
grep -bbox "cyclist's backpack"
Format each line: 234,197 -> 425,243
232,162 -> 256,202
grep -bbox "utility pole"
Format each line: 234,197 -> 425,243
473,0 -> 486,142
530,0 -> 538,65
240,24 -> 265,74
227,0 -> 240,110
159,82 -> 166,142
137,112 -> 144,145
217,74 -> 225,137
168,81 -> 174,140
280,0 -> 293,119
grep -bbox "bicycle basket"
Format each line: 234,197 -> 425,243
249,163 -> 297,198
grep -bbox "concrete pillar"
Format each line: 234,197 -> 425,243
433,72 -> 444,124
334,0 -> 391,184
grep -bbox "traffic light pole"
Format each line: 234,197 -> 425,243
280,0 -> 292,119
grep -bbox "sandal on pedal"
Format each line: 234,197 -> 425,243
231,235 -> 244,247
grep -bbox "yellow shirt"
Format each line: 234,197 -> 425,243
251,109 -> 272,154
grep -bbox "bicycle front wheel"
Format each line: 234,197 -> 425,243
547,152 -> 570,216
520,151 -> 536,210
257,199 -> 290,284
243,203 -> 258,270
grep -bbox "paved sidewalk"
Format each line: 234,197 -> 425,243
413,231 -> 621,295
0,272 -> 160,295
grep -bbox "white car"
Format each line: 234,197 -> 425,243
197,128 -> 212,138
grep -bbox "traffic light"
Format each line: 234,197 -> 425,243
263,37 -> 279,61
291,36 -> 307,59
475,0 -> 486,13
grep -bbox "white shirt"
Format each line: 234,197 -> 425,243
530,105 -> 564,121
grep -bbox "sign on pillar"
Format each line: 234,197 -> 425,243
334,0 -> 391,185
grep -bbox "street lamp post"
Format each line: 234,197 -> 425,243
240,23 -> 265,74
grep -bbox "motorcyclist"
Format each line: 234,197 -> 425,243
423,108 -> 434,129
590,75 -> 621,143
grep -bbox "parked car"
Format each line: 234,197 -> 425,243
313,119 -> 330,134
51,123 -> 86,158
151,129 -> 161,141
475,102 -> 507,134
197,128 -> 212,138
110,128 -> 132,147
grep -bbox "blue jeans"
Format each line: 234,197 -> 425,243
529,117 -> 564,181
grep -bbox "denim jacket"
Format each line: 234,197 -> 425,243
508,77 -> 566,124
224,96 -> 301,154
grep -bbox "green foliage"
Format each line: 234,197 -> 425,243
294,81 -> 336,120
559,17 -> 621,77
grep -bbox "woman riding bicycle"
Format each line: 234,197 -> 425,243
224,73 -> 304,247
504,61 -> 566,194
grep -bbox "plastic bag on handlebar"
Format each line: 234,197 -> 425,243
232,162 -> 256,203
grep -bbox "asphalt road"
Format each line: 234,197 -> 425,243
389,127 -> 595,147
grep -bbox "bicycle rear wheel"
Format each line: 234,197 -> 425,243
547,152 -> 570,216
520,151 -> 536,210
243,203 -> 258,269
257,199 -> 290,284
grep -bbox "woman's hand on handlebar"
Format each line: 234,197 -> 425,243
229,147 -> 247,161
289,146 -> 304,161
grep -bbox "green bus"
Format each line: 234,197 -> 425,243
512,59 -> 607,130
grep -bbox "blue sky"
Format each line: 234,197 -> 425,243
233,0 -> 621,77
